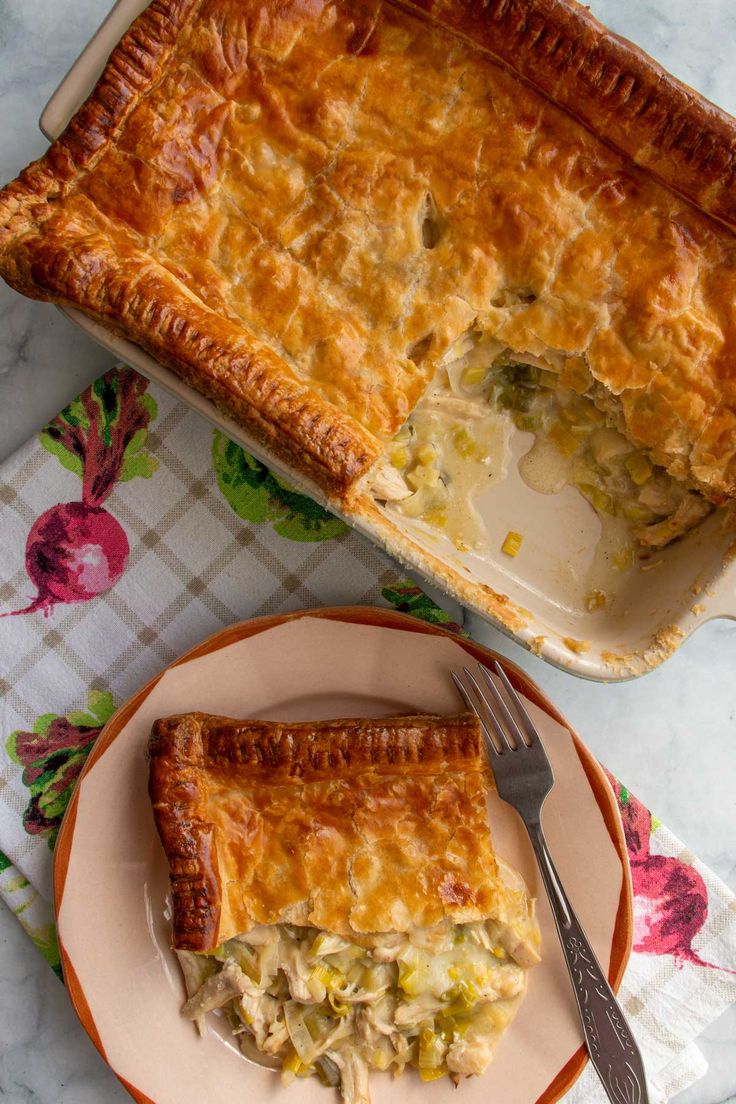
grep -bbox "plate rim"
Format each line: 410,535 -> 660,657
53,605 -> 634,1104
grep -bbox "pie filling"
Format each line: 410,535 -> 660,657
369,336 -> 713,572
177,863 -> 539,1104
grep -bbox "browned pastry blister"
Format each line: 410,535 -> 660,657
148,711 -> 500,951
2,0 -> 736,502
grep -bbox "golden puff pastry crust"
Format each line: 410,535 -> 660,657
148,711 -> 501,952
2,0 -> 736,499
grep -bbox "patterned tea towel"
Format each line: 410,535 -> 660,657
0,365 -> 734,1104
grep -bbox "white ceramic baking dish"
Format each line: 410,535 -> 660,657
38,0 -> 736,681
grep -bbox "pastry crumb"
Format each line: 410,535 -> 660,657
561,636 -> 590,654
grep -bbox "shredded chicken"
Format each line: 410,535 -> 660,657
181,959 -> 252,1018
393,994 -> 446,1027
238,990 -> 285,1051
446,1032 -> 496,1077
281,939 -> 322,1003
496,927 -> 541,968
356,994 -> 395,1038
234,924 -> 279,947
178,912 -> 538,1104
363,933 -> 408,962
422,393 -> 486,420
467,923 -> 495,952
390,1030 -> 414,1075
368,461 -> 411,502
338,985 -> 388,1005
176,950 -> 215,1037
328,1049 -> 371,1104
636,492 -> 712,549
409,925 -> 456,954
262,1016 -> 290,1055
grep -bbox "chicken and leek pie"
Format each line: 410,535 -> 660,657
148,711 -> 540,1102
2,0 -> 736,616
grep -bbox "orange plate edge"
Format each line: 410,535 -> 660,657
52,606 -> 634,1104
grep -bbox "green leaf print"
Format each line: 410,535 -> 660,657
66,689 -> 116,728
212,430 -> 348,543
39,430 -> 84,478
39,367 -> 159,507
381,579 -> 467,636
8,690 -> 115,849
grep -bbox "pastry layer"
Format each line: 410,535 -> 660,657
148,711 -> 500,951
2,0 -> 736,500
403,0 -> 736,230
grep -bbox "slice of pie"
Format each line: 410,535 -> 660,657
149,711 -> 540,1101
2,0 -> 735,628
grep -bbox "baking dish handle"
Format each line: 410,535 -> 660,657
40,0 -> 143,142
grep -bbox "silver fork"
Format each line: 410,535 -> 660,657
452,661 -> 649,1104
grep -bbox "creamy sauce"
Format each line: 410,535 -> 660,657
518,437 -> 570,496
584,514 -> 635,607
387,393 -> 512,553
371,343 -> 710,613
518,437 -> 635,605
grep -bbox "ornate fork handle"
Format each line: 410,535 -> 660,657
529,821 -> 648,1104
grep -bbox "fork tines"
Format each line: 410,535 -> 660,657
451,660 -> 539,755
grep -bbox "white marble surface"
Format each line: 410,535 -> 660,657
0,1 -> 734,1102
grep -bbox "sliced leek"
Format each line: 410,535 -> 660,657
502,531 -> 523,557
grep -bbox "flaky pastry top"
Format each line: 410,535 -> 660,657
2,0 -> 736,498
148,711 -> 500,951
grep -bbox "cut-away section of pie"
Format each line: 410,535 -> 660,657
148,711 -> 540,1103
368,334 -> 716,567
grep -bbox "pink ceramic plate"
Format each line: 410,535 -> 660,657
54,607 -> 632,1104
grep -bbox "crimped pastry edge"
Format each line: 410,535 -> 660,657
148,711 -> 486,951
1,226 -> 379,495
